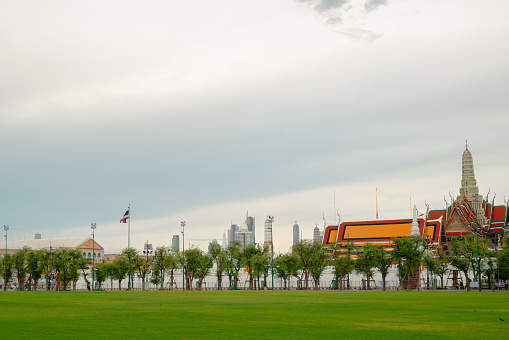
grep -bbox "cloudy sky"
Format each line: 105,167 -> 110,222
1,0 -> 508,252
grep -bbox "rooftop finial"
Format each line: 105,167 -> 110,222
465,139 -> 469,150
376,187 -> 379,219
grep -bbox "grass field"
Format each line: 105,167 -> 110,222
1,290 -> 508,339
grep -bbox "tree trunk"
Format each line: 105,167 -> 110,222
463,271 -> 470,291
382,273 -> 386,291
118,279 -> 122,290
141,276 -> 146,291
160,271 -> 165,290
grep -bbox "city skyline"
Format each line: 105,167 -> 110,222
1,1 -> 509,253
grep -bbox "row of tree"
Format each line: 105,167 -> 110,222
2,236 -> 509,291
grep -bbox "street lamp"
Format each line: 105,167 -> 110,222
181,221 -> 186,291
143,240 -> 153,290
91,223 -> 96,291
474,196 -> 482,292
4,225 -> 8,291
268,216 -> 274,291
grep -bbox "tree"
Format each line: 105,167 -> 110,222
355,243 -> 377,290
293,240 -> 315,289
242,244 -> 264,290
67,249 -> 88,291
95,262 -> 110,290
373,245 -> 393,291
152,246 -> 170,290
309,245 -> 328,290
208,242 -> 226,290
422,252 -> 440,290
165,250 -> 180,290
26,249 -> 45,290
225,241 -> 242,290
392,236 -> 425,291
12,246 -> 30,290
111,256 -> 129,290
274,253 -> 299,290
251,253 -> 269,290
52,249 -> 82,291
331,242 -> 355,290
434,246 -> 450,288
135,253 -> 151,291
184,247 -> 212,290
39,249 -> 54,291
483,249 -> 498,291
121,247 -> 138,290
1,253 -> 13,289
449,235 -> 486,291
294,240 -> 326,290
497,236 -> 509,281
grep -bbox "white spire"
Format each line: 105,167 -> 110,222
410,205 -> 420,236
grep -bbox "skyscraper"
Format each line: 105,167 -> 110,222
222,230 -> 227,248
172,235 -> 179,252
264,216 -> 273,253
313,225 -> 322,243
229,212 -> 255,249
229,223 -> 239,245
246,212 -> 255,244
293,221 -> 299,246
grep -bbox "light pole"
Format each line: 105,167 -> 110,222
91,223 -> 96,291
476,225 -> 482,292
268,216 -> 274,291
181,221 -> 186,291
474,196 -> 482,292
4,225 -> 8,291
425,235 -> 430,290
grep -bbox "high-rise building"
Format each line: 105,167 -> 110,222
293,221 -> 299,246
228,223 -> 239,245
229,211 -> 255,249
264,216 -> 273,253
246,212 -> 255,244
222,230 -> 227,248
313,225 -> 323,243
172,234 -> 179,252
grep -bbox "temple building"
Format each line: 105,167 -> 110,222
322,144 -> 508,252
427,144 -> 508,250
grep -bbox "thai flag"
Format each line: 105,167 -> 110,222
120,207 -> 130,223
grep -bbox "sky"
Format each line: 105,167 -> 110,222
1,0 -> 508,253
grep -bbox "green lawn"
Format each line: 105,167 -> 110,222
1,290 -> 508,339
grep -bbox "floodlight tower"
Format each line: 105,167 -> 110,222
91,223 -> 96,291
4,225 -> 9,291
181,221 -> 186,291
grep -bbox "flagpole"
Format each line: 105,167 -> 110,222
128,204 -> 131,290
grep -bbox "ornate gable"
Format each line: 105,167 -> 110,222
445,210 -> 471,235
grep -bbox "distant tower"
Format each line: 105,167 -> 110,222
222,230 -> 227,248
229,223 -> 239,245
293,221 -> 300,246
246,211 -> 255,244
172,235 -> 180,252
264,216 -> 273,253
459,142 -> 480,202
313,225 -> 321,243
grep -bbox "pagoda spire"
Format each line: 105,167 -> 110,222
459,143 -> 479,202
